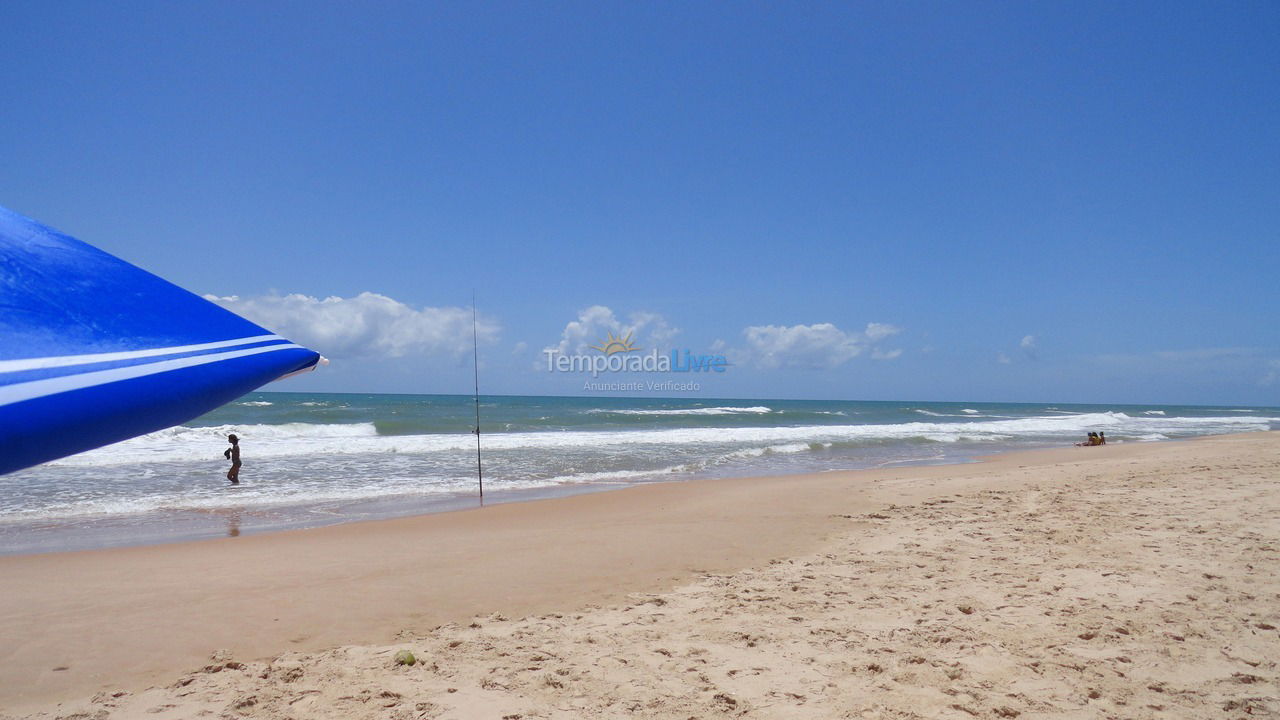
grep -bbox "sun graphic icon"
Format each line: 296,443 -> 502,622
591,331 -> 640,355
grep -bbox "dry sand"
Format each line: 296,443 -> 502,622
2,432 -> 1278,718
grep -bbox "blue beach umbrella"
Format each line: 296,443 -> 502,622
0,205 -> 323,475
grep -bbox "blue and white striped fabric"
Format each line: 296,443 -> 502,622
0,205 -> 322,475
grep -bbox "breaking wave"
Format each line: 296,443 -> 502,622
40,411 -> 1278,467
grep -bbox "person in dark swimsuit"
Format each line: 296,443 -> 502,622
224,434 -> 241,484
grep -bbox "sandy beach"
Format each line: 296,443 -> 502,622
2,432 -> 1277,718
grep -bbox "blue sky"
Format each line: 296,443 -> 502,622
3,1 -> 1277,405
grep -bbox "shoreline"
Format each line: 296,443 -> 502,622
2,431 -> 1276,715
0,441 -> 1011,558
13,395 -> 1276,558
0,434 -> 1191,558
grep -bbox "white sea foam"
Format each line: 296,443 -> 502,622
0,476 -> 491,521
913,408 -> 986,418
44,423 -> 380,466
961,409 -> 980,414
42,411 -> 1278,468
238,401 -> 273,407
0,464 -> 698,522
7,410 -> 1278,527
541,468 -> 676,485
720,442 -> 814,460
1143,410 -> 1166,416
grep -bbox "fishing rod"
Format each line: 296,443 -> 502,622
471,292 -> 483,499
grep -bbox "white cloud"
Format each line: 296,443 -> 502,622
866,322 -> 901,343
740,322 -> 902,369
998,334 -> 1038,364
205,292 -> 499,359
1019,334 -> 1038,360
545,305 -> 679,355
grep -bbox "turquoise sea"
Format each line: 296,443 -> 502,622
2,392 -> 1276,554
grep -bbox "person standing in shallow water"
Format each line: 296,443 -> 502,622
224,434 -> 241,484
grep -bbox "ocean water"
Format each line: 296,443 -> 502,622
2,393 -> 1277,554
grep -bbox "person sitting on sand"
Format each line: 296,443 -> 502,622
1077,432 -> 1098,447
1098,431 -> 1106,445
224,434 -> 241,484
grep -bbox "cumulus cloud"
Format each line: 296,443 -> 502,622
205,292 -> 499,359
545,306 -> 679,355
1020,334 -> 1038,360
866,323 -> 901,343
997,334 -> 1037,364
740,322 -> 902,369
